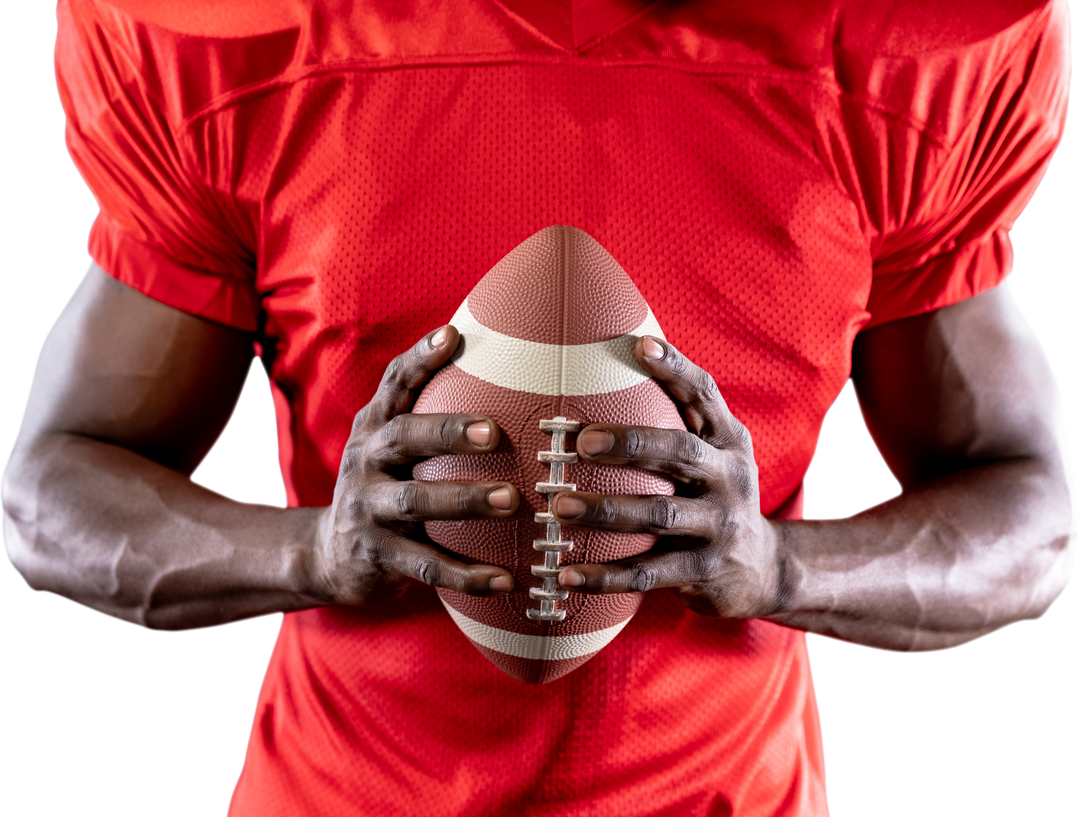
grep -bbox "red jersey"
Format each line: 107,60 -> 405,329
55,0 -> 1068,814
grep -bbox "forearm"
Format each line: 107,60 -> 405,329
3,431 -> 324,629
768,456 -> 1072,650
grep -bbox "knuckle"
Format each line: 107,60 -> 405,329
668,349 -> 689,378
697,371 -> 721,403
677,433 -> 709,468
410,337 -> 429,364
379,416 -> 406,457
730,459 -> 758,501
455,485 -> 474,518
406,342 -> 433,387
383,355 -> 407,389
706,421 -> 752,454
352,536 -> 384,575
732,422 -> 754,453
414,557 -> 476,594
339,442 -> 366,474
415,558 -> 439,587
645,495 -> 680,534
624,427 -> 647,459
683,548 -> 713,583
394,482 -> 421,520
434,415 -> 456,450
710,509 -> 740,544
351,408 -> 369,434
594,497 -> 619,527
626,564 -> 659,593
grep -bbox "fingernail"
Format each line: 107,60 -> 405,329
466,422 -> 491,446
487,487 -> 512,510
579,430 -> 613,457
489,575 -> 512,592
556,495 -> 587,519
642,336 -> 666,360
560,569 -> 585,588
430,326 -> 448,348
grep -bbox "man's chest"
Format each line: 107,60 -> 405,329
205,64 -> 874,505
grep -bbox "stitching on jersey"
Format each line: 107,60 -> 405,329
490,0 -> 667,55
174,0 -> 1056,152
175,57 -> 914,136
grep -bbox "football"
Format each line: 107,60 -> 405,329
413,226 -> 685,683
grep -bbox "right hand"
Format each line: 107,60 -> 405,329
306,325 -> 520,606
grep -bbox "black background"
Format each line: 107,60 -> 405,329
4,4 -> 1075,812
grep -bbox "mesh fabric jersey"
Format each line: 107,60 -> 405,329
56,0 -> 1068,814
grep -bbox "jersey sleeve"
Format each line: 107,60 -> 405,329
864,0 -> 1069,328
55,0 -> 260,331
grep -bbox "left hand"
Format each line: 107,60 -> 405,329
554,336 -> 785,618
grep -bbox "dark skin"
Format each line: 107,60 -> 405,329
2,264 -> 1072,647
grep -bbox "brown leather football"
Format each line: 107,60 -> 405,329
413,226 -> 685,683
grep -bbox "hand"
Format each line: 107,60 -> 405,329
307,325 -> 520,605
553,336 -> 783,618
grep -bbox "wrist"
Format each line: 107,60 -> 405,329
284,505 -> 333,602
761,519 -> 800,617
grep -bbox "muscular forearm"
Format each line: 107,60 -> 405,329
768,456 -> 1072,650
3,432 -> 323,629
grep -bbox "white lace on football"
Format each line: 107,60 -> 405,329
528,416 -> 581,622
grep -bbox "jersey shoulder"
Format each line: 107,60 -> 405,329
826,0 -> 1068,143
61,0 -> 537,122
63,0 -> 1068,138
71,0 -> 303,38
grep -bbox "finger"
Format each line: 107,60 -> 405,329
369,480 -> 520,524
383,534 -> 515,595
551,491 -> 714,538
371,413 -> 502,467
576,424 -> 720,484
557,549 -> 703,595
635,336 -> 752,453
358,325 -> 461,428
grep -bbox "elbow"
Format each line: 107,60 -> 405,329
1019,474 -> 1073,621
2,450 -> 46,590
3,538 -> 64,607
1026,528 -> 1073,620
998,452 -> 1073,622
3,443 -> 158,628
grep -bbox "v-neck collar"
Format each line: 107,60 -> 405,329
494,0 -> 659,51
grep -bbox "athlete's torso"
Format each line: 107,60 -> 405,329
57,1 -> 1067,813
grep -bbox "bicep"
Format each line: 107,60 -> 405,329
851,285 -> 1061,489
16,264 -> 254,475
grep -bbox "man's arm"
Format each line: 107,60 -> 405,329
769,285 -> 1071,647
553,286 -> 1072,650
3,265 -> 519,629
